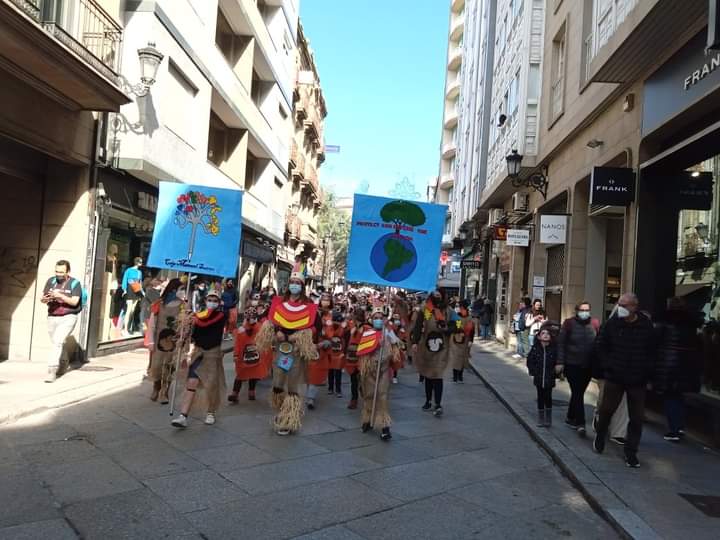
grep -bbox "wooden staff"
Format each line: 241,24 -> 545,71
169,275 -> 193,416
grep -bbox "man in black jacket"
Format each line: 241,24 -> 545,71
593,293 -> 656,468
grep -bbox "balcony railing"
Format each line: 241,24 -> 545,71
292,152 -> 305,181
304,163 -> 319,195
10,0 -> 122,81
290,139 -> 299,167
286,210 -> 301,241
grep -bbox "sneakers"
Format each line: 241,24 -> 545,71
610,436 -> 626,446
625,454 -> 640,468
171,414 -> 188,428
276,428 -> 290,436
564,418 -> 579,430
45,367 -> 58,383
457,379 -> 464,384
381,427 -> 392,441
204,413 -> 216,425
512,354 -> 522,359
347,399 -> 358,410
392,377 -> 399,384
593,433 -> 605,454
307,399 -> 315,411
577,426 -> 587,438
663,432 -> 681,442
433,406 -> 443,417
421,402 -> 432,412
327,389 -> 335,395
336,392 -> 343,398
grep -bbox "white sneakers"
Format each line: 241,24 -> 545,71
392,377 -> 399,384
45,367 -> 58,383
171,414 -> 188,428
204,413 -> 216,425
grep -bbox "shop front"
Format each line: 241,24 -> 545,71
637,28 -> 720,444
238,232 -> 276,306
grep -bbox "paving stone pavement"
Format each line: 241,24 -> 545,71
0,352 -> 618,539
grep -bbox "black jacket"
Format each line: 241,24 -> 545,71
596,313 -> 656,386
653,310 -> 702,394
557,317 -> 599,368
526,342 -> 558,389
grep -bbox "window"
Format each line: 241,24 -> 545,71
508,70 -> 520,115
166,59 -> 198,145
550,23 -> 567,122
527,63 -> 540,100
590,0 -> 639,60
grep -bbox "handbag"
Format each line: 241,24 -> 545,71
129,281 -> 143,294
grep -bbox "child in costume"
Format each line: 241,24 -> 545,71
256,265 -> 318,435
307,292 -> 333,409
148,278 -> 185,404
229,306 -> 271,402
171,288 -> 227,428
359,303 -> 402,441
388,312 -> 407,384
344,308 -> 365,409
327,309 -> 348,396
411,289 -> 452,417
449,299 -> 475,383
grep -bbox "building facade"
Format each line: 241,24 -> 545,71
0,0 -> 129,362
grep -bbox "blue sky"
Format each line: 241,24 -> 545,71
299,0 -> 448,200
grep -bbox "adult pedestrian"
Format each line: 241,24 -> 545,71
593,293 -> 656,468
256,268 -> 318,435
653,297 -> 702,442
478,299 -> 493,340
229,306 -> 271,403
525,299 -> 547,347
557,301 -> 600,435
121,257 -> 144,335
222,279 -> 239,339
526,327 -> 561,427
449,299 -> 474,383
171,288 -> 227,428
148,278 -> 185,404
41,260 -> 83,382
307,292 -> 333,409
512,298 -> 530,358
359,303 -> 402,441
412,289 -> 451,417
191,279 -> 208,313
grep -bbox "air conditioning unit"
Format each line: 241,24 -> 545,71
489,208 -> 504,225
512,192 -> 529,212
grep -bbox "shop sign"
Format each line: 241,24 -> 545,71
643,32 -> 720,135
461,259 -> 481,269
539,215 -> 567,245
590,167 -> 636,206
137,192 -> 158,213
533,275 -> 545,287
532,286 -> 545,301
506,229 -> 530,247
674,172 -> 714,210
493,225 -> 508,241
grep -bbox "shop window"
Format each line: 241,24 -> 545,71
546,245 -> 565,287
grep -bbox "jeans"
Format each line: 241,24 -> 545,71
481,324 -> 491,339
664,392 -> 685,433
47,314 -> 78,369
565,365 -> 592,425
596,381 -> 646,455
528,333 -> 536,348
516,330 -> 529,356
536,386 -> 553,410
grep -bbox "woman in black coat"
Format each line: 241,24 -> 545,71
526,327 -> 561,428
653,297 -> 702,442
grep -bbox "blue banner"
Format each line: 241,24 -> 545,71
346,194 -> 447,291
147,182 -> 242,277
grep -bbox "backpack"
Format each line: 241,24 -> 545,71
52,277 -> 88,307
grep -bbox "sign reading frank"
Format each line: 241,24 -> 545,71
590,167 -> 636,207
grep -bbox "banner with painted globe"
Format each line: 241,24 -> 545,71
346,194 -> 447,291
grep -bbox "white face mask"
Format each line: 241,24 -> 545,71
577,310 -> 591,320
617,306 -> 630,318
206,301 -> 219,310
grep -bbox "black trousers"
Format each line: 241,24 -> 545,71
424,378 -> 443,406
452,369 -> 464,381
350,371 -> 359,400
232,378 -> 257,392
536,386 -> 552,410
596,381 -> 646,455
327,369 -> 342,392
564,365 -> 592,425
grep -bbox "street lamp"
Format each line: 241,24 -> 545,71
506,149 -> 549,200
321,234 -> 331,286
124,42 -> 164,97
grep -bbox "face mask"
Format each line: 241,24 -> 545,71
394,320 -> 401,326
617,306 -> 630,318
288,284 -> 302,295
372,319 -> 384,330
455,307 -> 461,314
206,301 -> 219,310
247,318 -> 257,325
577,310 -> 591,320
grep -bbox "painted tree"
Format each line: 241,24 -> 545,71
380,200 -> 426,234
174,190 -> 221,261
388,176 -> 421,201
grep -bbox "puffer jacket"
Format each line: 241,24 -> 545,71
596,313 -> 656,386
557,317 -> 600,368
653,310 -> 702,394
526,341 -> 558,389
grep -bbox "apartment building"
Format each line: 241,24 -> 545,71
0,0 -> 130,362
279,20 -> 326,293
89,0 -> 299,354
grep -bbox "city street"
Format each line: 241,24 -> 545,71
0,353 -> 616,539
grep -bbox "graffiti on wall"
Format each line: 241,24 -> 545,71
0,249 -> 38,289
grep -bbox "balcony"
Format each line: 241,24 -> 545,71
303,162 -> 319,196
286,210 -> 301,242
441,141 -> 457,159
1,0 -> 129,111
586,0 -> 707,83
242,188 -> 284,244
448,47 -> 462,71
443,106 -> 458,129
439,173 -> 454,189
290,139 -> 299,167
295,95 -> 307,121
304,107 -> 322,146
449,14 -> 464,41
445,78 -> 460,100
291,151 -> 305,182
301,222 -> 317,247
